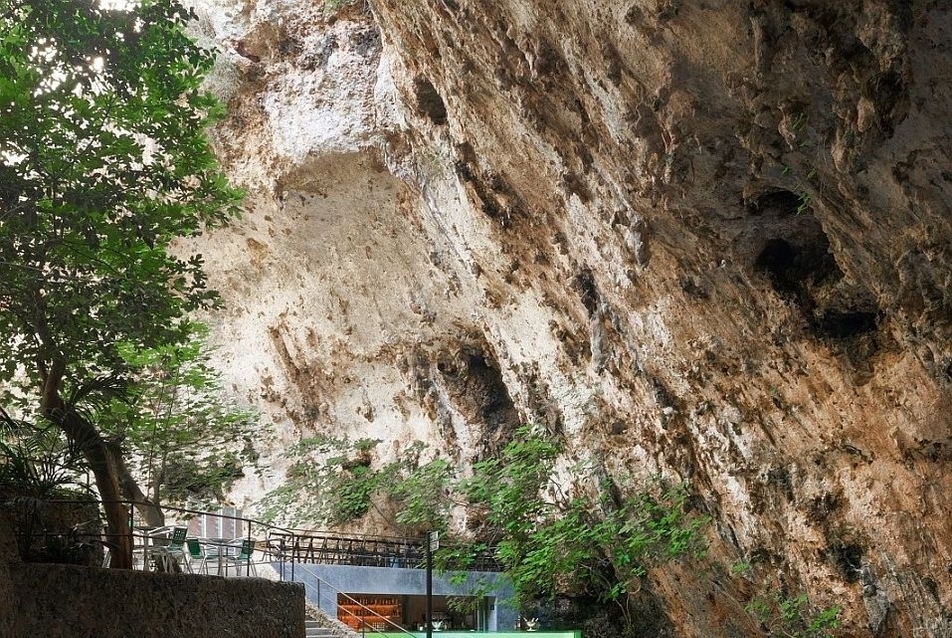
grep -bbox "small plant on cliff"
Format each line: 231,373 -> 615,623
746,591 -> 840,638
322,0 -> 361,13
257,435 -> 399,526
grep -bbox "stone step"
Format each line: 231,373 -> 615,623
304,619 -> 341,638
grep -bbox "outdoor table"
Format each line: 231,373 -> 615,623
132,526 -> 162,571
143,526 -> 183,572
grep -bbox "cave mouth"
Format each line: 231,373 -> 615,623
745,188 -> 805,217
749,188 -> 839,294
755,236 -> 878,341
754,237 -> 799,294
748,187 -> 880,346
826,541 -> 865,583
814,310 -> 878,340
753,234 -> 840,296
413,76 -> 448,125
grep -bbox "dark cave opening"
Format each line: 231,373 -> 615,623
813,310 -> 878,339
747,188 -> 881,350
745,189 -> 804,217
574,268 -> 599,316
413,76 -> 448,125
826,541 -> 864,583
754,237 -> 799,294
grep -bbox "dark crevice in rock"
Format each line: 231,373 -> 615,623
453,144 -> 526,228
825,541 -> 865,583
574,268 -> 599,316
754,234 -> 840,297
813,310 -> 877,340
765,466 -> 793,502
434,340 -> 518,457
413,76 -> 447,125
746,189 -> 881,350
679,275 -> 709,299
806,492 -> 842,524
755,238 -> 799,294
745,189 -> 803,217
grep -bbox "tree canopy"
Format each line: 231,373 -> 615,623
109,330 -> 262,509
0,0 -> 242,567
0,0 -> 240,387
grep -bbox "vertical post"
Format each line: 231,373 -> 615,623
426,532 -> 433,638
128,503 -> 134,570
247,524 -> 252,577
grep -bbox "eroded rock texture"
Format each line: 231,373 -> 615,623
187,1 -> 952,635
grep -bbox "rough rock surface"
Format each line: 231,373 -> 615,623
185,1 -> 952,636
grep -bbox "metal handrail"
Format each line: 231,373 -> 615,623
291,561 -> 418,638
10,498 -> 501,633
267,528 -> 503,572
9,498 -> 295,574
17,498 -> 502,572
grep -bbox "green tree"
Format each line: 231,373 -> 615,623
106,329 -> 261,525
0,0 -> 241,567
457,427 -> 709,632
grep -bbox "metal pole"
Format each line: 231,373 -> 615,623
279,536 -> 286,581
426,533 -> 433,638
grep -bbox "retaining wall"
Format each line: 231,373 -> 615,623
7,563 -> 305,638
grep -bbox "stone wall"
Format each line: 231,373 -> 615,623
7,563 -> 305,638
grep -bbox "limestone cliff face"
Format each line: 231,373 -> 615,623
187,1 -> 952,636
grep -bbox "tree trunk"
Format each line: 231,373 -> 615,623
58,410 -> 134,568
109,439 -> 165,527
41,363 -> 134,569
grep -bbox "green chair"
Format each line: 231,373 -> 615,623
166,526 -> 189,566
151,526 -> 189,572
186,538 -> 212,574
224,538 -> 257,577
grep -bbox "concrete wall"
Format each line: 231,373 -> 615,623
0,510 -> 15,638
7,563 -> 305,638
281,562 -> 518,632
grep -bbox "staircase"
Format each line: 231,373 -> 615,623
306,619 -> 347,638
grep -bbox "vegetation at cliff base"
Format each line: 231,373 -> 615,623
262,425 -> 709,635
